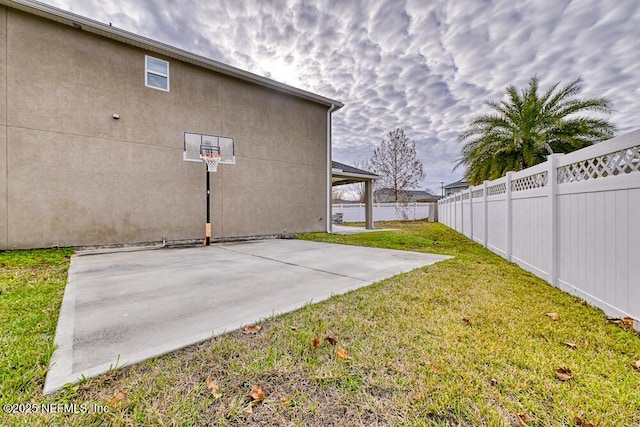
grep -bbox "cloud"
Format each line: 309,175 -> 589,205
42,0 -> 640,189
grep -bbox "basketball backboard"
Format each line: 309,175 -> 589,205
183,132 -> 235,164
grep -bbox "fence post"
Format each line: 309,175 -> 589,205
548,154 -> 562,287
452,195 -> 455,229
468,188 -> 474,241
459,192 -> 464,234
505,171 -> 513,262
483,181 -> 488,248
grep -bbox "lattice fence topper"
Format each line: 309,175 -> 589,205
472,189 -> 484,198
557,145 -> 640,184
487,183 -> 506,196
511,171 -> 548,192
462,192 -> 469,200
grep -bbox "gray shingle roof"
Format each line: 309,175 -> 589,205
443,179 -> 468,189
332,161 -> 378,177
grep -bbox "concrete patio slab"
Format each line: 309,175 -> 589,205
44,239 -> 451,394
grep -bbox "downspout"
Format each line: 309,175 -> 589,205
326,103 -> 338,233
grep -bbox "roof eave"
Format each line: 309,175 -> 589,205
332,170 -> 380,181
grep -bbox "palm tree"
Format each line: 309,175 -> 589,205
457,76 -> 616,185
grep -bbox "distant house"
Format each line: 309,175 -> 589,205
375,188 -> 441,203
443,179 -> 469,196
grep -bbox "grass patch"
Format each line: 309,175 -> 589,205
0,249 -> 73,404
1,222 -> 639,426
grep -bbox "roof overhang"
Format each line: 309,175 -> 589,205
331,168 -> 380,186
1,0 -> 344,110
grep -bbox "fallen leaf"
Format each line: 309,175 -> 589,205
310,337 -> 320,348
517,412 -> 533,422
280,396 -> 292,405
606,316 -> 635,330
243,324 -> 262,334
546,312 -> 560,321
490,378 -> 498,386
336,347 -> 350,360
623,317 -> 635,329
36,322 -> 43,328
574,417 -> 594,427
206,376 -> 222,398
564,342 -> 577,350
108,390 -> 127,406
430,365 -> 440,373
632,360 -> 640,370
243,404 -> 253,414
555,367 -> 574,381
247,384 -> 265,404
290,326 -> 298,331
324,336 -> 337,346
462,318 -> 471,326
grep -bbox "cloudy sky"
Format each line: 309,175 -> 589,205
40,0 -> 640,194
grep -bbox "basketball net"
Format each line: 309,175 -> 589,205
201,152 -> 222,172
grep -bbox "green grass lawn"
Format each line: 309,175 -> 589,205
1,222 -> 638,426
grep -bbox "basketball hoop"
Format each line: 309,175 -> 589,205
201,147 -> 221,172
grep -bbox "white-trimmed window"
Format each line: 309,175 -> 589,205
145,55 -> 169,91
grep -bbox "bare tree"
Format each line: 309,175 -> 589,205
370,128 -> 425,202
331,187 -> 345,204
350,159 -> 375,203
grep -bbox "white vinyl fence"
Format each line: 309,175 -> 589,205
333,202 -> 431,222
439,130 -> 640,324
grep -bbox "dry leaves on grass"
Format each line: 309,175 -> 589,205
462,317 -> 471,326
206,376 -> 222,399
243,324 -> 262,334
546,312 -> 560,321
108,390 -> 127,406
247,384 -> 265,405
336,347 -> 350,360
632,360 -> 640,370
555,367 -> 574,381
310,337 -> 320,348
574,416 -> 595,427
515,412 -> 533,426
324,336 -> 337,346
280,396 -> 292,405
564,342 -> 577,350
607,316 -> 635,330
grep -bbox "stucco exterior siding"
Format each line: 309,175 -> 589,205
6,127 -> 203,248
0,7 -> 6,126
1,7 -> 6,247
0,127 -> 7,248
2,7 -> 330,249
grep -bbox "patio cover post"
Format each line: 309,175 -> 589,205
365,180 -> 374,229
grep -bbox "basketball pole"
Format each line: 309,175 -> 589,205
205,166 -> 211,246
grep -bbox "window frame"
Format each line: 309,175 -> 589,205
145,55 -> 170,92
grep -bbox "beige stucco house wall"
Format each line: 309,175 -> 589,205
0,1 -> 342,249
